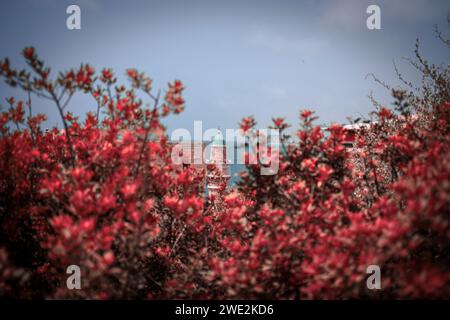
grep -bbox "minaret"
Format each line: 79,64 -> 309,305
207,130 -> 230,207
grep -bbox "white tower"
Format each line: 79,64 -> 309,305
206,130 -> 230,203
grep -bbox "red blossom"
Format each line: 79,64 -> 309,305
23,47 -> 35,60
239,116 -> 256,133
300,109 -> 312,119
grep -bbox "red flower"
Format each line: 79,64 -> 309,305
239,116 -> 256,133
378,107 -> 393,119
80,218 -> 96,232
317,164 -> 333,186
103,251 -> 115,266
300,109 -> 312,119
301,158 -> 316,172
121,182 -> 138,200
126,68 -> 138,79
100,68 -> 115,84
23,47 -> 34,60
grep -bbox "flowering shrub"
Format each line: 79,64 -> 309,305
0,47 -> 208,299
206,39 -> 450,298
0,35 -> 449,299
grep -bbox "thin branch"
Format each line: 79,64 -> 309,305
61,91 -> 73,110
434,23 -> 450,49
27,90 -> 32,118
48,88 -> 75,166
365,73 -> 391,91
393,59 -> 420,93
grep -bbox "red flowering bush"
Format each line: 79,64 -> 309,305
206,39 -> 449,298
0,47 -> 209,299
0,34 -> 448,299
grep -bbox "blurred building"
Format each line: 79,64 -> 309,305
206,131 -> 230,201
169,130 -> 230,204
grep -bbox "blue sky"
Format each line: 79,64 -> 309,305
0,0 -> 449,136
